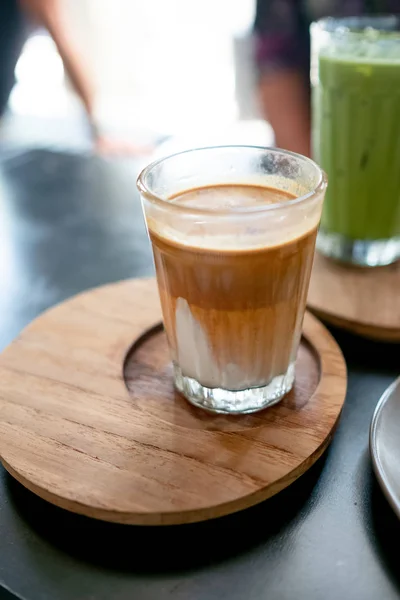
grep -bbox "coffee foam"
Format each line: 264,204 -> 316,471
147,183 -> 320,252
171,184 -> 295,210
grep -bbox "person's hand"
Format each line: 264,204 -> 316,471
94,134 -> 154,157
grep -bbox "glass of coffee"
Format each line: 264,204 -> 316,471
137,146 -> 326,414
311,16 -> 400,266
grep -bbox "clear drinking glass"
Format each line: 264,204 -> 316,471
311,16 -> 400,266
137,146 -> 326,414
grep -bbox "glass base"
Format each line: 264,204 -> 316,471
173,363 -> 295,414
317,230 -> 400,267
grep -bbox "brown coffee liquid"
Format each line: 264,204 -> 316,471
149,184 -> 318,390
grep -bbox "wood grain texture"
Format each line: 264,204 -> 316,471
0,279 -> 347,525
308,253 -> 400,342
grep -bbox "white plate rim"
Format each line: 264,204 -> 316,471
370,376 -> 400,518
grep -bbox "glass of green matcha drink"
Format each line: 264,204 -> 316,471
311,16 -> 400,266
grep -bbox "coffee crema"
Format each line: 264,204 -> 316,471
149,184 -> 318,391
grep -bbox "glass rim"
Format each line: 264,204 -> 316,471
136,145 -> 327,217
311,14 -> 400,38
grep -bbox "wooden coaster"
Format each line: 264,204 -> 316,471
0,279 -> 347,525
308,253 -> 400,342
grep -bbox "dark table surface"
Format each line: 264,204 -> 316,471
0,148 -> 399,600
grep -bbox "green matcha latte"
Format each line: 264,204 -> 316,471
311,16 -> 400,265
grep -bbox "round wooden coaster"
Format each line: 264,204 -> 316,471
0,279 -> 347,525
308,253 -> 400,342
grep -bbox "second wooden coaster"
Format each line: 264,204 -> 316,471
308,252 -> 400,342
0,279 -> 347,525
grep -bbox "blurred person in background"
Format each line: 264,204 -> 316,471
254,0 -> 400,157
0,0 -> 144,154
